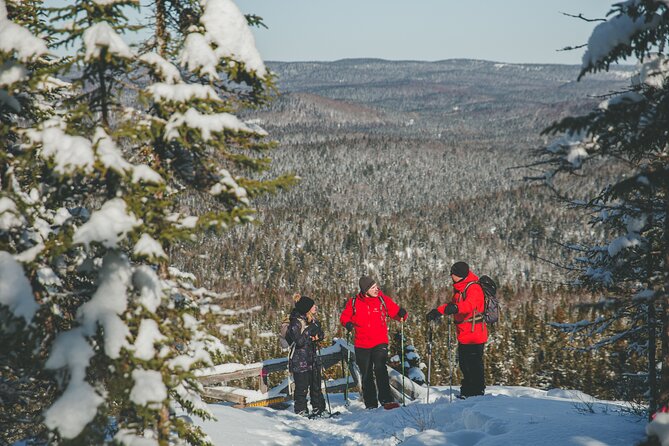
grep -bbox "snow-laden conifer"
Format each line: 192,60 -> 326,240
529,0 -> 669,427
0,0 -> 292,444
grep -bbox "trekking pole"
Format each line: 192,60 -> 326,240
401,320 -> 406,407
344,332 -> 351,407
448,315 -> 453,403
318,346 -> 332,415
426,322 -> 433,404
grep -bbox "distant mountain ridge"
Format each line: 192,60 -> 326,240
258,58 -> 632,143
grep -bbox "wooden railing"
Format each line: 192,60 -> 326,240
195,338 -> 426,408
195,339 -> 359,407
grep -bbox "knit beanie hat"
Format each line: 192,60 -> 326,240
359,276 -> 376,295
450,261 -> 469,279
294,294 -> 315,315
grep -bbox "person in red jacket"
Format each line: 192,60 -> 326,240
340,275 -> 408,409
426,262 -> 488,398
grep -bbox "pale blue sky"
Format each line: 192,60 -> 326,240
235,0 -> 617,64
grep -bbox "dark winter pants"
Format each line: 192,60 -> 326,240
293,367 -> 325,415
458,343 -> 485,397
355,343 -> 393,408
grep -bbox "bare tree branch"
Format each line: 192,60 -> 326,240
560,12 -> 607,22
557,44 -> 588,52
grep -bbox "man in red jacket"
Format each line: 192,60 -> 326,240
426,262 -> 488,398
340,275 -> 408,409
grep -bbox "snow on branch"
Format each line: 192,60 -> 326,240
72,198 -> 141,248
94,127 -> 133,174
0,2 -> 48,62
0,251 -> 38,323
147,82 -> 220,103
133,233 -> 167,260
82,22 -> 133,60
582,8 -> 661,72
180,32 -> 220,79
164,108 -> 267,142
0,196 -> 25,230
43,328 -> 104,439
27,122 -> 95,175
198,0 -> 267,77
139,52 -> 182,84
77,252 -> 132,358
209,169 -> 249,204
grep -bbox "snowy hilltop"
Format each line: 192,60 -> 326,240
190,386 -> 647,445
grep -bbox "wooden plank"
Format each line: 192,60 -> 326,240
201,387 -> 247,404
197,366 -> 263,386
325,380 -> 357,394
261,349 -> 344,375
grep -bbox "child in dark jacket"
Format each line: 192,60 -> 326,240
287,294 -> 326,417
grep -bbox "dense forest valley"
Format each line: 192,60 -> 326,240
173,59 -> 646,405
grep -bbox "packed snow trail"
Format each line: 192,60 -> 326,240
191,386 -> 646,445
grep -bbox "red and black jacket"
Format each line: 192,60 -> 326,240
438,271 -> 488,345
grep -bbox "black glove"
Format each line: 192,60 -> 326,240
345,322 -> 354,333
307,322 -> 323,338
426,309 -> 442,322
444,303 -> 458,315
397,307 -> 407,319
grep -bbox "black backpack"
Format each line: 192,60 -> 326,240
462,275 -> 499,324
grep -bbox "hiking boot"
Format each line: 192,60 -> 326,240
295,410 -> 309,417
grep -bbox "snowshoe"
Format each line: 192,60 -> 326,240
308,410 -> 340,419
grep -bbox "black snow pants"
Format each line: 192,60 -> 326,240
293,367 -> 325,415
355,343 -> 393,408
458,343 -> 485,397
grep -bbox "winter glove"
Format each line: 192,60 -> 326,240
397,307 -> 407,320
444,303 -> 458,315
426,309 -> 442,322
307,322 -> 323,339
345,322 -> 354,333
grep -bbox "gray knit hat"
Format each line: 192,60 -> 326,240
359,276 -> 376,294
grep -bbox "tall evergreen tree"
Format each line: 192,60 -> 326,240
0,0 -> 292,444
528,0 -> 669,420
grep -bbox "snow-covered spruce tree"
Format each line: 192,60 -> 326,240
0,1 -> 57,443
1,0 -> 291,444
529,0 -> 669,420
390,331 -> 426,385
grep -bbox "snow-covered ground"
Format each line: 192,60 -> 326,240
191,385 -> 647,445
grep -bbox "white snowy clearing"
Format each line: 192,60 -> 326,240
188,385 -> 649,446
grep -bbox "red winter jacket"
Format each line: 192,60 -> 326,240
340,291 -> 405,349
438,271 -> 488,345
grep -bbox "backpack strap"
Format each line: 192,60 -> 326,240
351,295 -> 389,318
460,281 -> 485,332
378,294 -> 388,318
461,281 -> 479,301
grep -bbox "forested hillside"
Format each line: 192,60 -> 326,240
178,59 -> 632,293
173,60 -> 645,402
